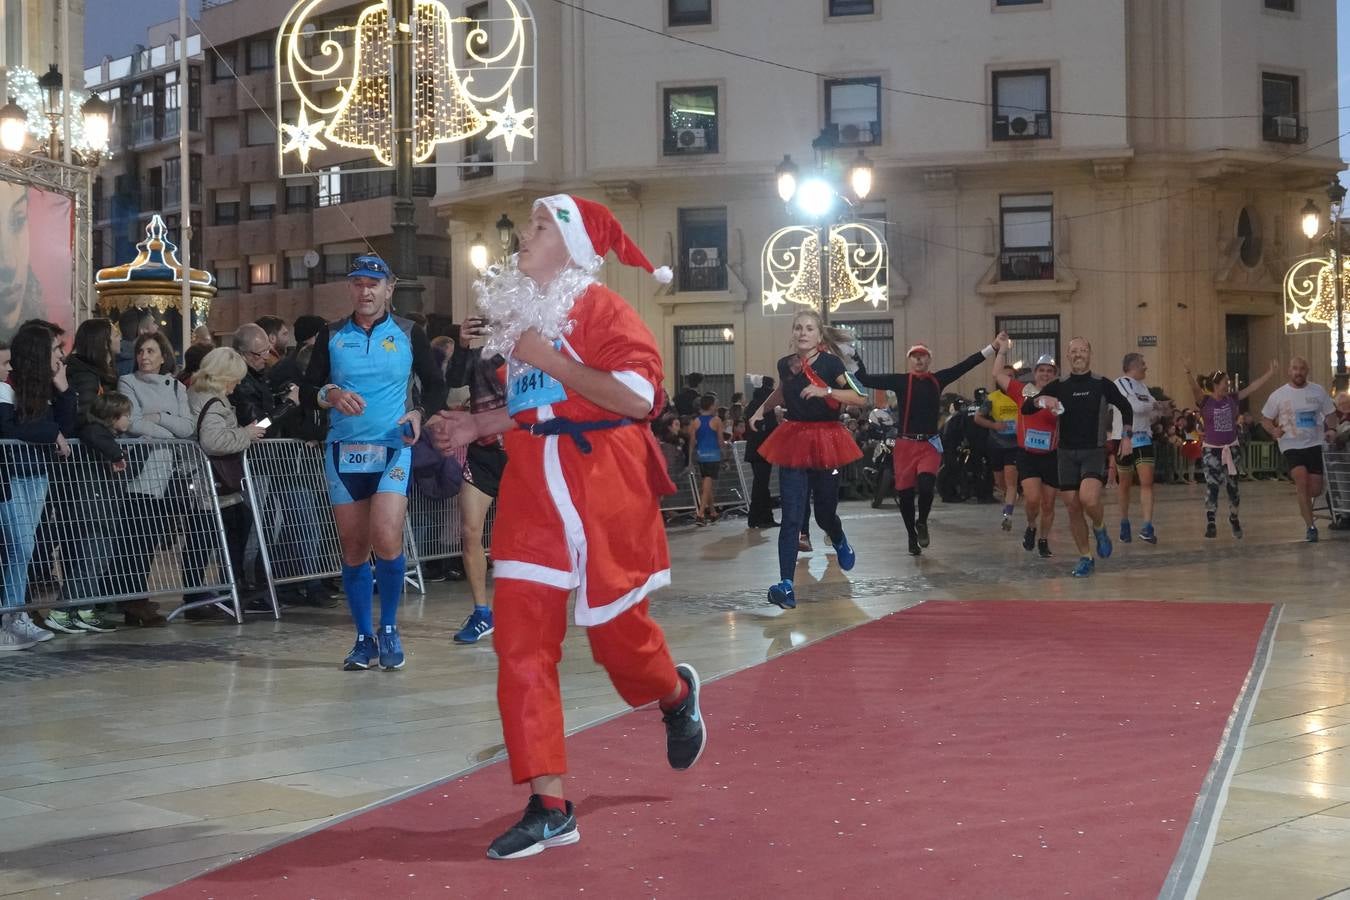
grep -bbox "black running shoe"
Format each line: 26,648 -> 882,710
1230,515 -> 1243,539
1204,522 -> 1217,539
1037,539 -> 1052,558
915,521 -> 930,548
1022,526 -> 1036,552
907,537 -> 922,556
486,795 -> 580,860
663,663 -> 707,770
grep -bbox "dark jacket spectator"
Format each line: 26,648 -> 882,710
66,318 -> 120,423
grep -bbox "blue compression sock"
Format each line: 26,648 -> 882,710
374,555 -> 406,628
342,562 -> 374,636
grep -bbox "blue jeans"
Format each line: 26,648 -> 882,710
1,475 -> 50,608
778,467 -> 844,582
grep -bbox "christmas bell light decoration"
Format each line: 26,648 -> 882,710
763,222 -> 888,315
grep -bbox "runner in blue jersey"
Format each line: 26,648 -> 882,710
302,255 -> 447,671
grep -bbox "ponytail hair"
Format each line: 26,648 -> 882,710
1200,370 -> 1229,393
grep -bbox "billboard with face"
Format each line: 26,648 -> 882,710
0,180 -> 74,343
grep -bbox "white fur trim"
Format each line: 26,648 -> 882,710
612,370 -> 655,411
574,569 -> 672,627
535,194 -> 600,271
653,265 -> 673,284
493,560 -> 580,590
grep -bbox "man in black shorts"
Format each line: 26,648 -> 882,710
1023,337 -> 1133,577
446,316 -> 508,643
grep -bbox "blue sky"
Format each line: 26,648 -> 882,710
86,0 -> 1350,169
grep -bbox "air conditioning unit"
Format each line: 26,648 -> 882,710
1274,115 -> 1299,140
675,127 -> 707,150
688,247 -> 720,268
1009,254 -> 1041,280
840,122 -> 876,144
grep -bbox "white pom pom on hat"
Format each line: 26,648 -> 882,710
536,194 -> 673,283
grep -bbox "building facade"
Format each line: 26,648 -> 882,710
85,26 -> 206,285
1,0 -> 85,93
195,0 -> 452,333
435,0 -> 1342,406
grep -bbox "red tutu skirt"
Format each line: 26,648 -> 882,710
758,420 -> 863,470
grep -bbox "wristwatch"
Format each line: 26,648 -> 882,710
318,384 -> 337,405
826,387 -> 834,397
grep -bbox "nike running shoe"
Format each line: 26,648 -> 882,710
907,536 -> 922,557
75,609 -> 117,633
1037,539 -> 1053,558
1204,522 -> 1217,539
768,580 -> 796,610
1119,519 -> 1132,543
486,795 -> 580,860
1307,525 -> 1320,543
342,635 -> 379,671
1139,523 -> 1157,544
833,536 -> 856,571
1230,515 -> 1243,539
1093,526 -> 1112,559
1022,526 -> 1036,552
1001,513 -> 1012,532
454,607 -> 495,644
1071,556 -> 1095,578
915,521 -> 930,548
377,624 -> 405,670
664,663 -> 707,770
44,610 -> 81,634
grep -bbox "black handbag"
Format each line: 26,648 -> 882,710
194,397 -> 246,495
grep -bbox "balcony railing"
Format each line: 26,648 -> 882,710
140,187 -> 163,210
679,261 -> 728,293
1262,115 -> 1307,144
999,248 -> 1054,282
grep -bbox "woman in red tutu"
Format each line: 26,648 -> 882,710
748,309 -> 868,609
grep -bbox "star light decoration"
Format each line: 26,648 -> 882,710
761,222 -> 889,316
274,0 -> 537,174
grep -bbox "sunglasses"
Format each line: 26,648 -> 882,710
349,258 -> 389,275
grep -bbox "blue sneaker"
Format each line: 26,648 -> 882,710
1071,557 -> 1095,578
833,537 -> 856,572
1139,522 -> 1157,544
454,607 -> 495,644
1093,526 -> 1113,559
1119,519 -> 1132,543
767,580 -> 796,610
342,635 -> 379,671
1307,526 -> 1320,543
377,624 -> 405,670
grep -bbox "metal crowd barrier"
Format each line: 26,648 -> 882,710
1322,450 -> 1350,523
660,469 -> 700,522
1241,441 -> 1286,480
403,486 -> 495,595
0,438 -> 242,623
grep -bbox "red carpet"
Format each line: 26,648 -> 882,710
155,600 -> 1272,899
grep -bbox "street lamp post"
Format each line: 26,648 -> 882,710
773,129 -> 873,325
1300,181 -> 1349,392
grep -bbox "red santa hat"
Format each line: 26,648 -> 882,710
534,194 -> 674,284
907,343 -> 931,358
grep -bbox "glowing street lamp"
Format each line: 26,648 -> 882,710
469,233 -> 490,272
1301,198 -> 1322,241
0,99 -> 27,153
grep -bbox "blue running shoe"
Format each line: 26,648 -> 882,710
833,537 -> 856,572
377,624 -> 405,670
1093,526 -> 1113,559
1307,526 -> 1320,543
767,580 -> 796,610
1139,522 -> 1157,544
342,635 -> 379,671
1071,556 -> 1095,578
1119,519 -> 1132,543
454,607 -> 495,644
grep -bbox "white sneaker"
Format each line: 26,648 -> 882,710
9,611 -> 54,643
0,622 -> 36,651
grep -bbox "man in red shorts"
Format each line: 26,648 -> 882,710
855,332 -> 1009,555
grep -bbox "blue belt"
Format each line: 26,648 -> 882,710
521,416 -> 634,453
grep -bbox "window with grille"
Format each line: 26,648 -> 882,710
1000,193 -> 1054,281
995,315 -> 1060,371
992,69 -> 1051,141
825,77 -> 881,146
845,319 -> 895,374
669,0 -> 712,27
674,325 -> 736,407
678,208 -> 728,292
663,86 -> 719,156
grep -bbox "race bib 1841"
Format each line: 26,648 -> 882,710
507,353 -> 568,416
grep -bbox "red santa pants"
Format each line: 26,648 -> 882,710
893,438 -> 941,492
494,580 -> 682,784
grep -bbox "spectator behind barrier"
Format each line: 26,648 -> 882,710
67,318 -> 120,423
0,322 -> 75,649
120,332 -> 194,440
189,347 -> 265,598
116,308 -> 157,376
268,314 -> 326,392
231,324 -> 299,435
191,325 -> 216,348
255,315 -> 293,366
